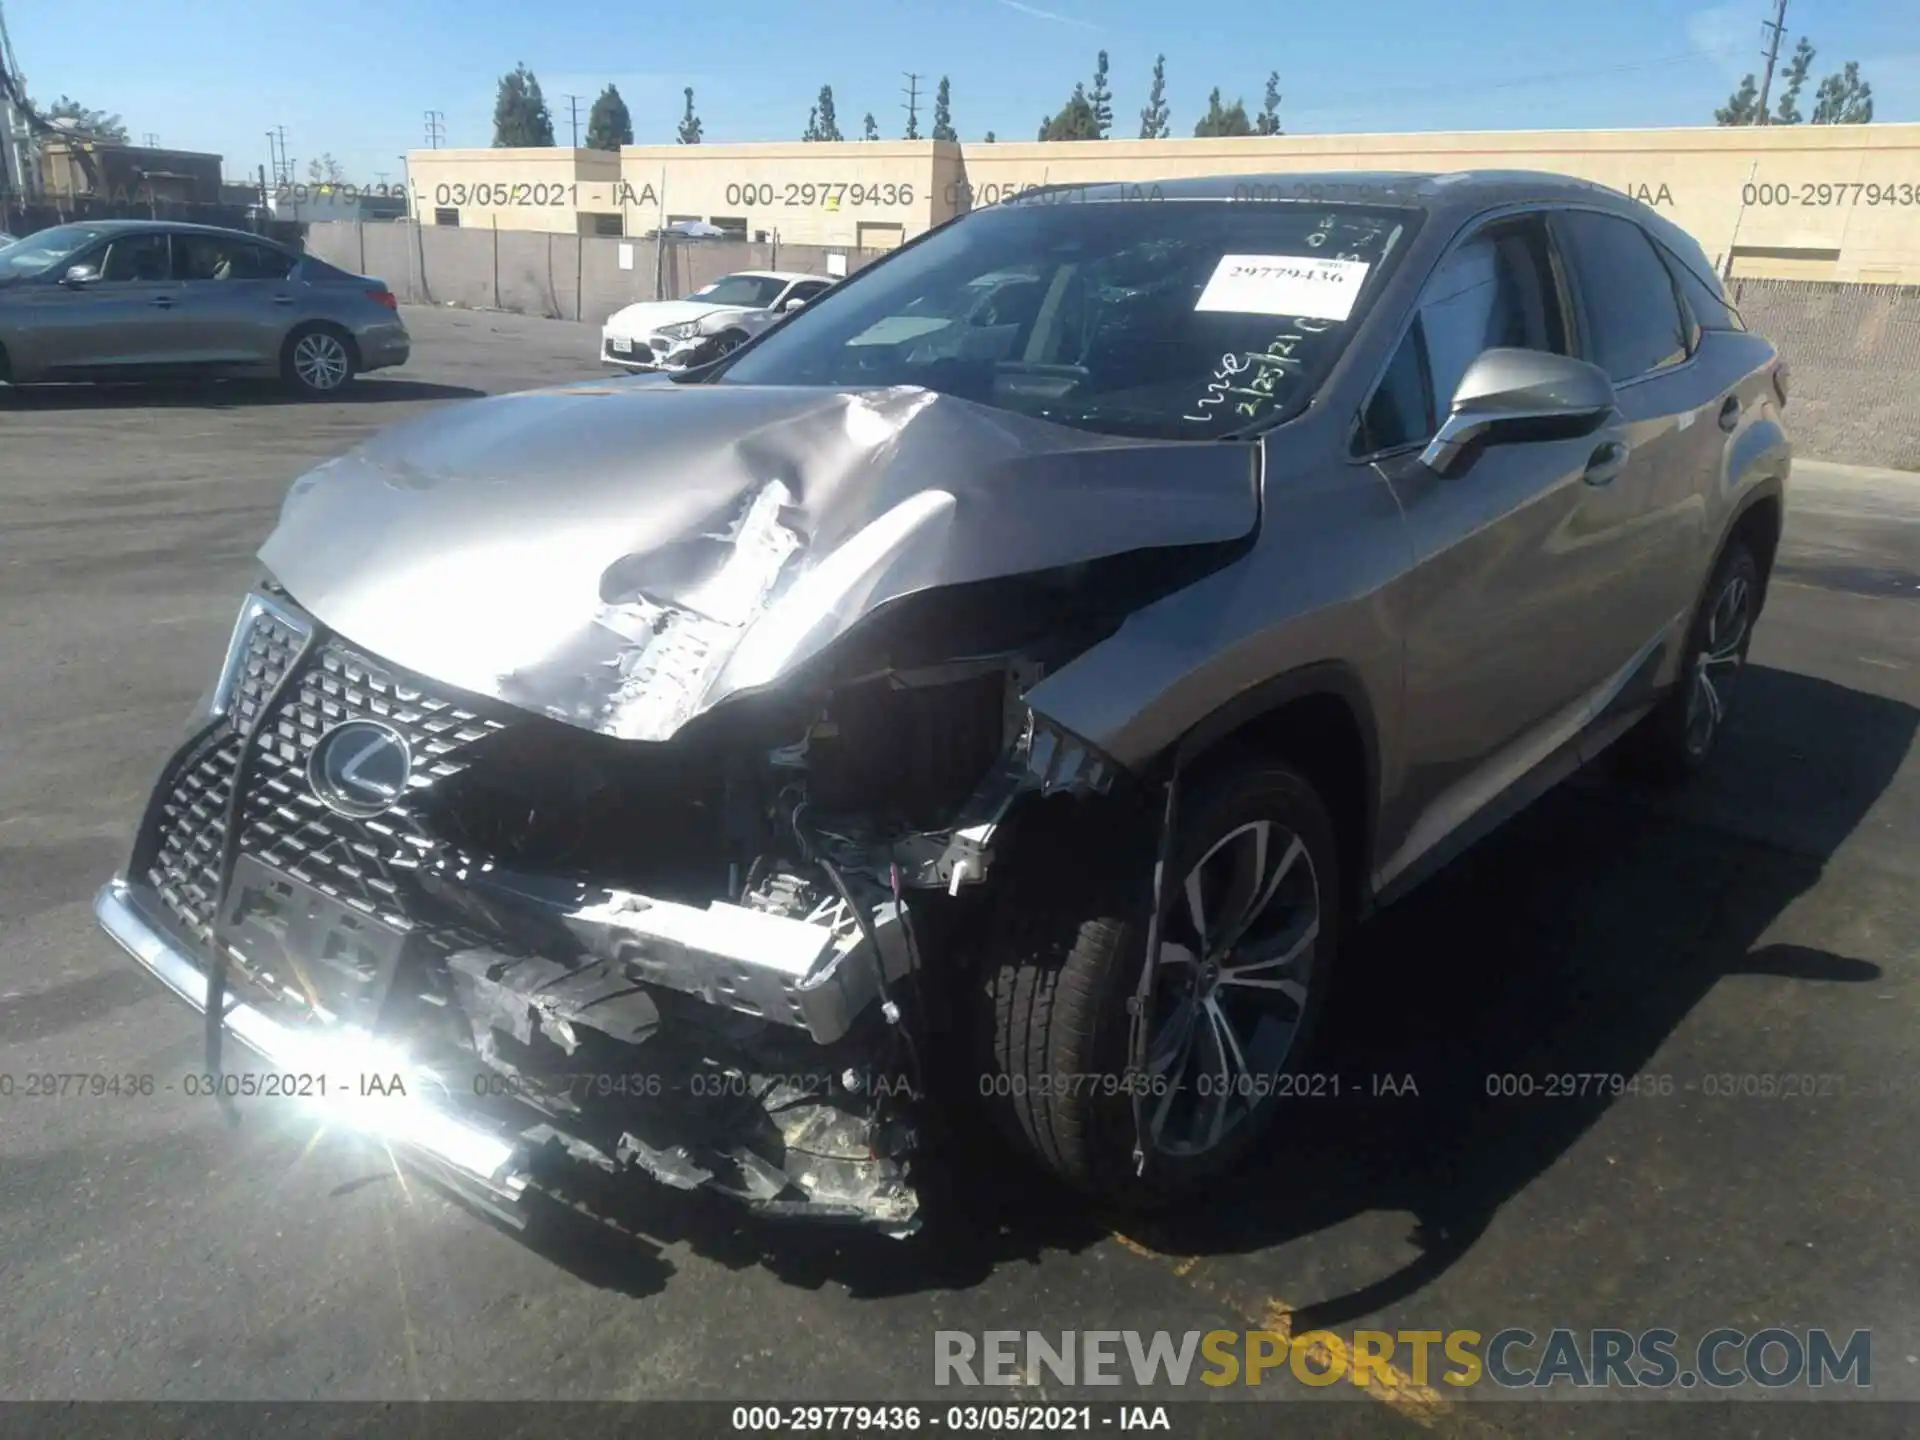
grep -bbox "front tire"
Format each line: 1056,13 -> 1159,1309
978,763 -> 1342,1205
282,325 -> 356,398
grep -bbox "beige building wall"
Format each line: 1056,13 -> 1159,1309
405,147 -> 624,235
611,141 -> 952,249
406,124 -> 1920,282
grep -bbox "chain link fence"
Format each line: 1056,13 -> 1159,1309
301,220 -> 888,332
1730,279 -> 1920,471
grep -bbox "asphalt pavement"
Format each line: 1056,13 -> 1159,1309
1,308 -> 1915,1437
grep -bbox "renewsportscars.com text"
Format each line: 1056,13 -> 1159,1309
934,1328 -> 1871,1391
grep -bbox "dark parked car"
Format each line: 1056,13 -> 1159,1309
0,220 -> 408,396
94,171 -> 1788,1235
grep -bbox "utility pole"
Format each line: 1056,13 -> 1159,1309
564,94 -> 582,148
901,72 -> 922,140
265,125 -> 291,184
423,109 -> 445,149
1755,0 -> 1789,125
142,131 -> 159,148
264,126 -> 289,186
0,0 -> 37,202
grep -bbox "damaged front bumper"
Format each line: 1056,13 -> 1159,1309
94,586 -> 1118,1239
95,877 -> 538,1228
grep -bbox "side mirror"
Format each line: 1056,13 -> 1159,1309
61,263 -> 102,287
781,296 -> 809,313
1421,348 -> 1616,476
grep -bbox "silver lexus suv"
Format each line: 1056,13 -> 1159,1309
95,172 -> 1789,1236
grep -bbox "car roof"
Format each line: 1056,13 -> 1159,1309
1030,168 -> 1690,243
30,218 -> 292,247
722,270 -> 821,283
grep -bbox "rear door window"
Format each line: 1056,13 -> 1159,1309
176,235 -> 296,282
1552,210 -> 1690,382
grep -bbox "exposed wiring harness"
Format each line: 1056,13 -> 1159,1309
786,798 -> 927,1113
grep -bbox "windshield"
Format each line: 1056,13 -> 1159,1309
711,200 -> 1415,439
0,224 -> 114,280
688,274 -> 790,308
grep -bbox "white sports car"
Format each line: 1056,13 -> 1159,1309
601,270 -> 833,371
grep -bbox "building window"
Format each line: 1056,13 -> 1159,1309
711,215 -> 748,240
588,212 -> 624,236
666,214 -> 702,226
434,207 -> 460,227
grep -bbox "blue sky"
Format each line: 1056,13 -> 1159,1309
8,0 -> 1917,184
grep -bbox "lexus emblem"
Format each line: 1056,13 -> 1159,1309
307,720 -> 412,819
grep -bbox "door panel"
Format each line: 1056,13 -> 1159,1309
26,233 -> 186,373
1551,209 -> 1721,708
1367,212 -> 1664,886
1378,426 -> 1639,880
173,236 -> 300,365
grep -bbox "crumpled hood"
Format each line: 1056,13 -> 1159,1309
261,380 -> 1259,742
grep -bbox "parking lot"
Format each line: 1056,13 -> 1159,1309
2,306 -> 1917,1436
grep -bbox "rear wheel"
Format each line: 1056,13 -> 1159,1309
282,324 -> 356,398
710,330 -> 747,357
1623,540 -> 1759,782
978,763 -> 1342,1204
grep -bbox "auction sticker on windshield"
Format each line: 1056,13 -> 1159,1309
1195,255 -> 1372,321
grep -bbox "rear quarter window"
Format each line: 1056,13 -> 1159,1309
1658,243 -> 1744,332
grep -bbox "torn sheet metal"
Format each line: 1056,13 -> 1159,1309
259,381 -> 1259,742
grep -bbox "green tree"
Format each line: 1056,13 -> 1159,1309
1089,50 -> 1113,138
1256,71 -> 1282,135
983,130 -> 997,142
1138,55 -> 1170,138
678,87 -> 704,144
1192,87 -> 1253,137
801,85 -> 843,141
864,112 -> 880,140
1810,61 -> 1873,124
932,77 -> 957,141
585,83 -> 633,150
42,96 -> 129,143
1772,38 -> 1815,124
492,63 -> 556,147
1038,83 -> 1099,140
306,154 -> 346,183
1714,74 -> 1759,125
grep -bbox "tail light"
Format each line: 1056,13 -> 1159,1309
367,289 -> 397,310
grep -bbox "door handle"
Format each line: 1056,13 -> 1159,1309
271,295 -> 295,305
1583,439 -> 1629,487
149,296 -> 175,308
1718,395 -> 1741,432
